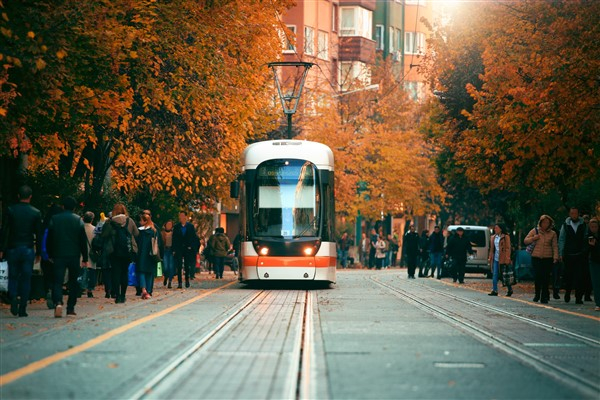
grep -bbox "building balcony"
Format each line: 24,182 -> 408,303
339,36 -> 376,64
338,0 -> 376,11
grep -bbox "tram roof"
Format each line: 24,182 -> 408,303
242,140 -> 334,171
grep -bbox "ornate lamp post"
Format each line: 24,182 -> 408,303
267,61 -> 313,139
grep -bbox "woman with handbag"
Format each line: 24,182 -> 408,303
488,224 -> 513,297
136,210 -> 163,299
524,215 -> 559,303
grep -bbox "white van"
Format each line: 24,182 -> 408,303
446,225 -> 491,277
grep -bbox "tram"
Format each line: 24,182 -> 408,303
230,140 -> 336,283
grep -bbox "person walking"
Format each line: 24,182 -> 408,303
359,233 -> 369,267
0,185 -> 43,317
172,211 -> 198,288
488,224 -> 513,297
47,196 -> 89,317
403,225 -> 420,279
82,211 -> 97,298
524,215 -> 559,303
559,207 -> 587,304
136,210 -> 162,299
209,227 -> 231,279
338,232 -> 350,268
418,230 -> 429,277
428,226 -> 444,279
585,217 -> 599,311
101,204 -> 139,304
445,227 -> 474,284
161,220 -> 175,288
374,235 -> 386,270
368,228 -> 378,269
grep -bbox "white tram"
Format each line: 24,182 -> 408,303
230,140 -> 336,283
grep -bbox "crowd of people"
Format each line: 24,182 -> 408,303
341,206 -> 599,311
0,186 -> 233,318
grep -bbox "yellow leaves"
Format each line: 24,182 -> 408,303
56,49 -> 67,60
129,51 -> 138,59
34,58 -> 46,71
27,31 -> 35,39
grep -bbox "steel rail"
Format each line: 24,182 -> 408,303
370,276 -> 600,399
409,278 -> 600,347
130,290 -> 266,399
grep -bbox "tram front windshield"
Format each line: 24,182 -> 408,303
253,160 -> 320,238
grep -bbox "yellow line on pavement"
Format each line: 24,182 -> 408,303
0,281 -> 237,387
439,279 -> 600,322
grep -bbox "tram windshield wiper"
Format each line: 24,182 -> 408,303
293,217 -> 319,238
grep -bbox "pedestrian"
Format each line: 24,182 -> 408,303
136,210 -> 162,299
585,217 -> 599,311
82,211 -> 98,298
390,234 -> 399,267
40,204 -> 62,309
524,215 -> 559,303
232,233 -> 242,275
418,230 -> 429,277
101,203 -> 139,304
581,214 -> 593,302
445,227 -> 474,284
161,220 -> 175,288
368,228 -> 378,269
47,196 -> 89,317
558,207 -> 587,304
403,225 -> 420,279
338,232 -> 350,268
428,226 -> 444,279
374,235 -> 386,270
0,185 -> 43,317
172,211 -> 198,288
488,224 -> 513,297
359,233 -> 369,267
93,212 -> 114,299
209,227 -> 231,279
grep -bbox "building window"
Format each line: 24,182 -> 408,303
318,30 -> 329,60
304,26 -> 314,55
332,4 -> 339,32
375,25 -> 384,51
339,61 -> 371,92
282,25 -> 296,53
404,31 -> 425,54
404,81 -> 425,102
340,6 -> 372,39
389,27 -> 394,53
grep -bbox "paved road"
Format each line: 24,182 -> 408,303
1,270 -> 599,399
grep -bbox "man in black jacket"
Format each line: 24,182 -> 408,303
48,196 -> 88,317
445,227 -> 474,284
403,225 -> 420,279
172,211 -> 198,288
0,185 -> 42,317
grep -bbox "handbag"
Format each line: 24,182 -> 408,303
156,261 -> 163,277
0,260 -> 8,292
525,228 -> 539,253
150,231 -> 162,261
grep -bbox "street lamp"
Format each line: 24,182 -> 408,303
268,61 -> 314,139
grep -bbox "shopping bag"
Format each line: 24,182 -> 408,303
156,261 -> 163,277
128,262 -> 138,286
0,261 -> 8,292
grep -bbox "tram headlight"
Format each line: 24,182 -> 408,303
303,247 -> 314,256
259,247 -> 269,256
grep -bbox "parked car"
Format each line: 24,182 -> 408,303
446,225 -> 492,278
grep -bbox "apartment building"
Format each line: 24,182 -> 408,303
281,0 -> 434,100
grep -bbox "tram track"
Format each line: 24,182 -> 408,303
130,289 -> 320,400
370,275 -> 600,399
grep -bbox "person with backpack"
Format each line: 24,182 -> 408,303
558,207 -> 588,304
209,227 -> 231,279
101,204 -> 138,304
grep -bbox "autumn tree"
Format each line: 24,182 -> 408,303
422,0 -> 600,227
1,0 -> 292,214
301,58 -> 445,223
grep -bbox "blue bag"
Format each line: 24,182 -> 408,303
128,262 -> 138,286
